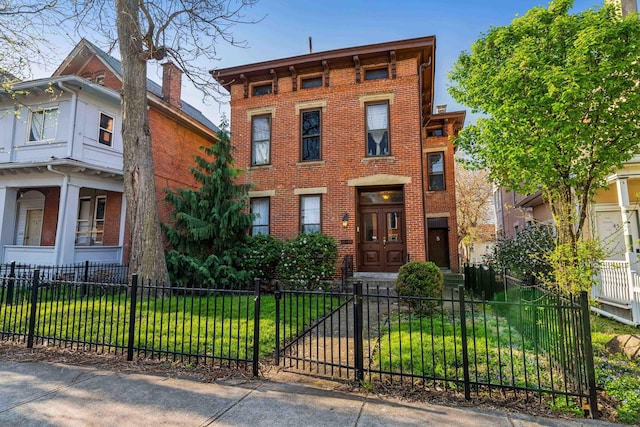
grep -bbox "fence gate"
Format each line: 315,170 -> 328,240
275,283 -> 368,381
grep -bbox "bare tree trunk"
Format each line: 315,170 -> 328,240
116,0 -> 170,286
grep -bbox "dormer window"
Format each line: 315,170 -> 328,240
95,75 -> 105,85
252,83 -> 272,96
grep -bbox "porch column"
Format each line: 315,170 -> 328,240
0,187 -> 18,263
55,183 -> 80,265
616,178 -> 636,259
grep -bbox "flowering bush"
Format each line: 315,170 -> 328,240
487,224 -> 555,283
276,232 -> 338,289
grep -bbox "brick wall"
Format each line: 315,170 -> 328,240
226,54 -> 444,270
103,191 -> 122,246
41,187 -> 60,246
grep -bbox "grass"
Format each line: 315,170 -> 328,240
0,285 -> 339,362
590,314 -> 640,424
373,304 -> 566,393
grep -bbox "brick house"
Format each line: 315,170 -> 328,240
0,39 -> 218,265
213,36 -> 464,273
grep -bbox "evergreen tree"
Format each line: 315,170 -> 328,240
163,122 -> 254,287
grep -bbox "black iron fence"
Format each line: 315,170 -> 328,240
0,262 -> 598,418
274,281 -> 598,417
0,263 -> 260,375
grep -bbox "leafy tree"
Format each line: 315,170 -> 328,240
0,1 -> 60,81
6,0 -> 259,283
163,124 -> 254,287
449,0 -> 640,293
455,166 -> 494,263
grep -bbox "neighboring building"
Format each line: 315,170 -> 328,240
494,188 -> 553,239
466,224 -> 496,265
213,36 -> 464,273
0,39 -> 218,265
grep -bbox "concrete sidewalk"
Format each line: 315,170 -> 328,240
0,360 -> 617,427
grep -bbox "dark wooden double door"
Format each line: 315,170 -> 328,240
359,206 -> 405,272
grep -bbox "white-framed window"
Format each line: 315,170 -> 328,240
365,102 -> 389,156
300,195 -> 321,234
252,114 -> 271,166
427,152 -> 445,191
250,198 -> 270,235
98,112 -> 114,146
28,107 -> 59,142
76,195 -> 106,246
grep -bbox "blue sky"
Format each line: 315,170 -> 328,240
38,0 -> 606,125
204,0 -> 603,124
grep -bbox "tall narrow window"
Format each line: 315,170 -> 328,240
428,152 -> 445,191
99,113 -> 114,146
93,196 -> 106,244
250,198 -> 270,235
252,115 -> 271,166
29,107 -> 59,142
301,195 -> 321,233
301,109 -> 321,161
365,102 -> 389,156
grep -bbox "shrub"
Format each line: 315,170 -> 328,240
277,232 -> 338,289
395,261 -> 443,312
237,234 -> 284,281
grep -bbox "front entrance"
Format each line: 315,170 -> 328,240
24,209 -> 43,246
358,188 -> 405,272
428,217 -> 450,269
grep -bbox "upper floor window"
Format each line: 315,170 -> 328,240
252,83 -> 272,96
250,198 -> 270,235
28,107 -> 59,142
427,152 -> 445,191
365,102 -> 389,156
300,195 -> 321,234
95,75 -> 105,85
252,115 -> 271,166
301,76 -> 322,89
301,109 -> 321,161
365,68 -> 388,80
99,113 -> 114,146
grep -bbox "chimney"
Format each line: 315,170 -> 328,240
436,104 -> 447,114
162,61 -> 182,108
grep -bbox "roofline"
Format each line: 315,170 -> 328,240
147,93 -> 219,143
0,158 -> 123,176
2,75 -> 121,102
211,35 -> 435,82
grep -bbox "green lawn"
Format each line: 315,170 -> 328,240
0,288 -> 338,361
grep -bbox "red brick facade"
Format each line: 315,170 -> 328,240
215,37 -> 464,272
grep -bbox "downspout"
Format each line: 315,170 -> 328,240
57,82 -> 78,159
418,58 -> 432,263
47,165 -> 70,264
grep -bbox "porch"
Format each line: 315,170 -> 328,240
593,260 -> 640,326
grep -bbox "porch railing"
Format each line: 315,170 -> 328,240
594,260 -> 640,326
